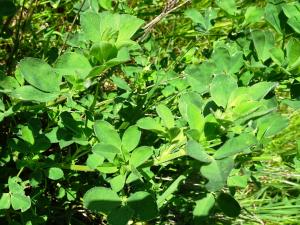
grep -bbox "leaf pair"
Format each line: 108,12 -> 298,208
11,58 -> 61,102
0,177 -> 31,212
83,187 -> 158,225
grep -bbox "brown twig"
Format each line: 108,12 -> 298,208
138,0 -> 192,42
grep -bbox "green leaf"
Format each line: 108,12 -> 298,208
107,206 -> 134,225
97,164 -> 119,174
187,103 -> 205,133
287,17 -> 300,34
227,175 -> 248,188
215,0 -> 237,15
80,11 -> 143,47
211,48 -> 244,75
98,0 -> 112,10
257,113 -> 289,139
91,42 -> 118,63
130,146 -> 153,168
83,187 -> 121,214
80,11 -> 117,43
214,133 -> 257,159
248,82 -> 277,100
186,140 -> 212,163
179,92 -> 203,121
111,75 -> 131,91
283,4 -> 300,34
217,192 -> 241,217
11,86 -> 59,102
269,47 -> 285,65
210,74 -> 238,108
264,4 -> 282,33
54,52 -> 92,80
137,117 -> 165,133
185,8 -> 208,30
0,193 -> 11,209
110,174 -> 126,192
47,167 -> 64,180
282,99 -> 300,110
156,104 -> 175,129
286,38 -> 300,71
185,64 -> 214,94
19,58 -> 61,93
8,177 -> 24,195
201,157 -> 234,191
21,125 -> 35,145
193,193 -> 215,218
11,193 -> 31,212
122,126 -> 141,152
116,14 -> 144,45
243,6 -> 264,25
157,175 -> 186,208
86,153 -> 104,169
251,30 -> 275,62
94,121 -> 121,148
0,73 -> 19,93
93,143 -> 120,162
127,191 -> 158,221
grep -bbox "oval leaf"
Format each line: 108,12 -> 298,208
47,167 -> 64,180
94,121 -> 121,148
122,125 -> 141,152
11,86 -> 59,102
19,58 -> 60,92
137,117 -> 165,133
156,104 -> 175,129
130,146 -> 153,168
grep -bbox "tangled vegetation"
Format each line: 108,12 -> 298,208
0,0 -> 300,224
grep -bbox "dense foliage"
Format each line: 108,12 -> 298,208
0,0 -> 300,224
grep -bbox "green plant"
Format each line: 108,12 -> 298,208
0,0 -> 300,224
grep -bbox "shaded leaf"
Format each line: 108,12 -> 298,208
217,192 -> 241,217
107,205 -> 134,225
83,187 -> 121,214
201,157 -> 234,191
127,191 -> 158,221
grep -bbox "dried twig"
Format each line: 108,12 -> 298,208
138,0 -> 192,42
